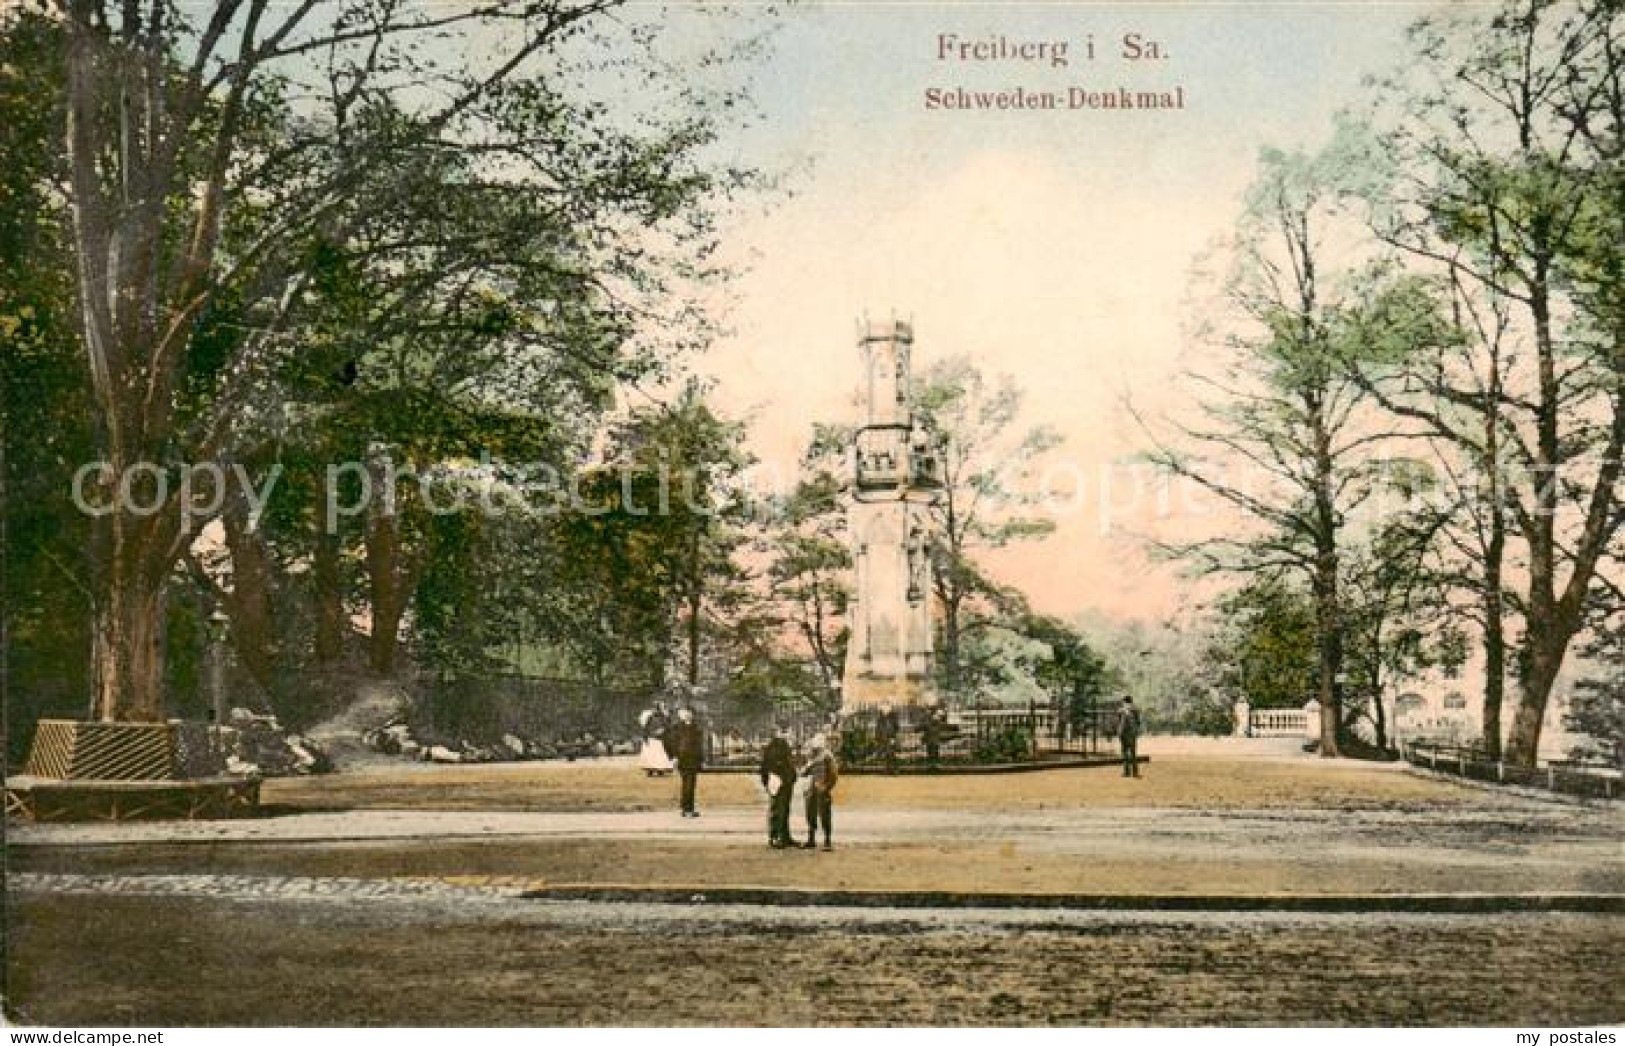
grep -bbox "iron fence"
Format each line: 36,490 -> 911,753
1401,740 -> 1621,801
411,673 -> 1129,770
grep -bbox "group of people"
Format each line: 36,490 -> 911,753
635,696 -> 1142,845
758,725 -> 839,850
640,704 -> 839,847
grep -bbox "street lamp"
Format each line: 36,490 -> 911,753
207,608 -> 230,727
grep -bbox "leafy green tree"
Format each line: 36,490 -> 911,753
1338,272 -> 1520,759
1076,610 -> 1224,734
32,1 -> 767,721
1019,612 -> 1112,733
1354,1 -> 1624,765
911,357 -> 1062,698
1212,577 -> 1319,713
1340,517 -> 1467,749
1138,146 -> 1394,756
1565,615 -> 1624,770
1,9 -> 98,752
528,388 -> 757,695
765,461 -> 851,706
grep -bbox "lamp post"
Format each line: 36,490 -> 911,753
207,608 -> 230,727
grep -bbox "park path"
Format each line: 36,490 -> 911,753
11,797 -> 1623,895
8,759 -> 1621,1025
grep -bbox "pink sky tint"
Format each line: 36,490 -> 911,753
688,4 -> 1427,623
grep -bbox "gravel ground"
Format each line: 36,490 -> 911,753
4,884 -> 1621,1026
247,756 -> 1483,814
14,801 -> 1622,896
6,757 -> 1620,1026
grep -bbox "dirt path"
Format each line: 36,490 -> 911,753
7,756 -> 1621,1026
14,801 -> 1623,896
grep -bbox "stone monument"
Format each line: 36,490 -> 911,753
841,319 -> 945,716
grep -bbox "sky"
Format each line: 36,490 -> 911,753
677,2 -> 1439,624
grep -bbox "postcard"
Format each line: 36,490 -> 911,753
2,0 -> 1621,1033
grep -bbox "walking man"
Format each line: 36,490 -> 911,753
666,706 -> 706,816
759,723 -> 797,848
799,733 -> 838,851
1118,696 -> 1141,778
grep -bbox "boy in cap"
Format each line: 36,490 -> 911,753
799,733 -> 839,851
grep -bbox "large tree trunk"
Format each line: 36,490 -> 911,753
1311,407 -> 1343,758
92,544 -> 166,722
1508,275 -> 1561,765
1314,612 -> 1343,757
1480,552 -> 1507,761
1479,384 -> 1509,761
221,499 -> 277,690
1371,682 -> 1388,750
313,524 -> 345,664
1506,628 -> 1574,767
365,499 -> 404,676
686,527 -> 703,689
364,447 -> 409,676
1312,548 -> 1344,757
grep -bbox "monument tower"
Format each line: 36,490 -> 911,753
841,319 -> 944,716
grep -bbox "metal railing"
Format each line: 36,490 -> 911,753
1401,741 -> 1621,801
406,674 -> 1137,771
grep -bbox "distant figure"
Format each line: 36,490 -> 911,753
759,723 -> 798,848
922,706 -> 946,770
638,702 -> 673,776
1118,697 -> 1141,778
665,707 -> 705,816
875,703 -> 900,772
799,734 -> 839,851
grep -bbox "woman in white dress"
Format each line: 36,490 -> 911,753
638,702 -> 673,776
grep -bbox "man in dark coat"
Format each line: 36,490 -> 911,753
665,706 -> 706,816
1118,696 -> 1141,778
759,724 -> 797,848
874,703 -> 900,773
922,706 -> 946,770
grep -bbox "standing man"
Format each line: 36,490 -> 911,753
875,703 -> 900,773
759,723 -> 797,848
799,734 -> 839,851
922,706 -> 945,771
666,706 -> 706,816
1118,696 -> 1141,778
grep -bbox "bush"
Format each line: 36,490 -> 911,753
1160,694 -> 1235,736
973,725 -> 1034,764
